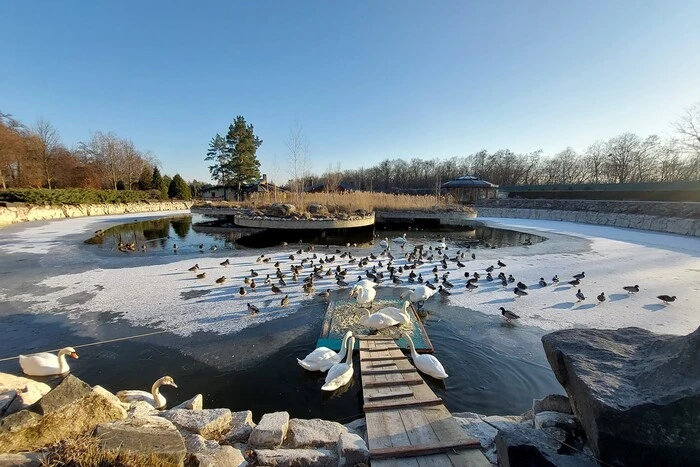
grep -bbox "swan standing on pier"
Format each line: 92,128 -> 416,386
19,347 -> 79,376
350,284 -> 376,308
401,285 -> 437,308
297,331 -> 353,372
322,336 -> 356,391
402,332 -> 448,380
116,376 -> 178,409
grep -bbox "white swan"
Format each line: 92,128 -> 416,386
356,279 -> 377,290
322,336 -> 356,391
350,284 -> 376,308
437,237 -> 446,249
402,332 -> 448,380
393,233 -> 408,244
116,376 -> 178,409
297,331 -> 353,372
19,347 -> 79,376
401,285 -> 437,307
376,301 -> 413,326
379,237 -> 389,248
359,308 -> 400,330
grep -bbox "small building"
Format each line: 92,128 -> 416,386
201,174 -> 286,201
441,176 -> 498,203
305,180 -> 354,193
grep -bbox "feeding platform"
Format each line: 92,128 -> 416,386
317,298 -> 434,353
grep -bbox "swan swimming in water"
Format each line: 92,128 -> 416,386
297,331 -> 353,372
19,347 -> 79,376
116,376 -> 178,409
379,237 -> 389,248
322,336 -> 356,391
350,284 -> 376,308
402,332 -> 448,380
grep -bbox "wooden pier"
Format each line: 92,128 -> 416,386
358,337 -> 490,466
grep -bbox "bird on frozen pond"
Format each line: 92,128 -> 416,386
247,303 -> 260,314
514,288 -> 528,297
552,275 -> 559,283
623,285 -> 640,293
438,285 -> 451,296
239,287 -> 246,296
573,272 -> 585,280
576,289 -> 586,302
500,307 -> 519,322
657,295 -> 676,304
498,260 -> 506,267
568,279 -> 580,286
597,292 -> 606,304
188,263 -> 199,272
516,281 -> 528,290
539,278 -> 547,287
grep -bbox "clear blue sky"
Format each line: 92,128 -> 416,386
2,1 -> 699,183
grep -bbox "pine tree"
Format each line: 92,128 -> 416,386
168,174 -> 191,200
205,116 -> 262,197
151,167 -> 163,190
138,166 -> 152,190
161,175 -> 171,200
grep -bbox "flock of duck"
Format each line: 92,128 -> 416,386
15,230 -> 678,401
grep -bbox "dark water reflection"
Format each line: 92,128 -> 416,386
85,215 -> 546,255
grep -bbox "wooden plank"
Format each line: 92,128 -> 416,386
369,439 -> 481,460
363,378 -> 424,388
364,398 -> 443,412
371,362 -> 398,368
362,356 -> 403,362
364,347 -> 390,352
417,407 -> 491,467
363,368 -> 417,375
356,336 -> 396,340
365,389 -> 414,401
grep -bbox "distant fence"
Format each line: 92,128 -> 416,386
500,181 -> 700,202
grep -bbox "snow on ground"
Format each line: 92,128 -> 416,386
1,213 -> 698,337
0,210 -> 191,255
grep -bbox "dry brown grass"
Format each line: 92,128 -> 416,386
41,433 -> 178,467
195,191 -> 474,215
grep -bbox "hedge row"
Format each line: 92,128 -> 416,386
0,188 -> 166,205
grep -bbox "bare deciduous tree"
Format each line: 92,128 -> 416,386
286,122 -> 310,207
33,118 -> 61,189
673,102 -> 700,156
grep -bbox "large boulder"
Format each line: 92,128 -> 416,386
248,411 -> 289,449
284,418 -> 348,448
191,445 -> 246,467
542,326 -> 700,467
223,410 -> 255,444
0,373 -> 52,416
495,424 -> 596,467
159,408 -> 232,440
0,377 -> 127,453
95,415 -> 186,466
253,448 -> 337,467
267,203 -> 296,217
307,204 -> 330,217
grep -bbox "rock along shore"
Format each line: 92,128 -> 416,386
0,201 -> 194,228
2,324 -> 698,466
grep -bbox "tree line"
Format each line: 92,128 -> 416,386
0,112 -> 197,200
301,102 -> 700,192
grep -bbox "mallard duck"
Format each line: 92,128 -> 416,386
215,276 -> 226,284
500,307 -> 519,322
281,295 -> 290,306
657,295 -> 676,304
188,263 -> 199,272
576,289 -> 586,302
220,259 -> 230,267
597,292 -> 606,303
247,303 -> 259,314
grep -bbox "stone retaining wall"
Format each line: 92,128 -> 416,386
0,201 -> 194,228
476,208 -> 700,236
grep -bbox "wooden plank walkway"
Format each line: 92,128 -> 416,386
358,337 -> 491,467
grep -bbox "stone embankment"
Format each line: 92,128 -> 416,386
475,199 -> 700,236
2,325 -> 697,465
0,201 -> 193,228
